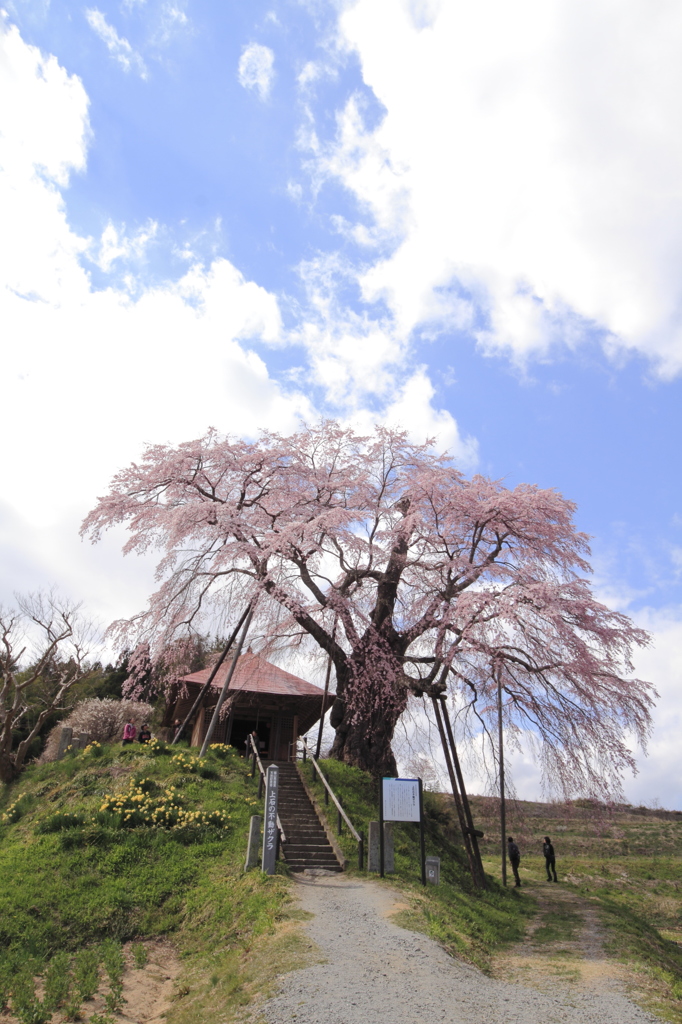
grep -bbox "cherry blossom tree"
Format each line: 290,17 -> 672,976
82,422 -> 655,782
0,592 -> 99,782
122,636 -> 207,703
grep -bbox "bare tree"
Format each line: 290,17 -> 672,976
0,591 -> 99,782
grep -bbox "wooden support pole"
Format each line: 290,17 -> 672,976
172,603 -> 252,745
431,696 -> 479,887
440,698 -> 486,888
200,606 -> 254,757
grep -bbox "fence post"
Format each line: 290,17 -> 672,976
337,808 -> 343,834
244,815 -> 262,870
57,727 -> 73,760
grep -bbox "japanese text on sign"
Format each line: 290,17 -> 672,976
382,778 -> 420,822
262,765 -> 279,874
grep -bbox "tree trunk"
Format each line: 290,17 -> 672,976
327,631 -> 406,776
0,750 -> 16,784
328,696 -> 400,776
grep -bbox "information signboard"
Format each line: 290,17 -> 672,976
379,776 -> 426,885
382,778 -> 421,822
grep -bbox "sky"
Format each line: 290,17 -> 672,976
2,0 -> 682,804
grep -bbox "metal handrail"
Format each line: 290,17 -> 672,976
299,737 -> 362,844
247,735 -> 287,844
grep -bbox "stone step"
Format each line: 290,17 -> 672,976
264,765 -> 342,872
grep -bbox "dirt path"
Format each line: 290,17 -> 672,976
492,880 -> 625,991
258,875 -> 660,1024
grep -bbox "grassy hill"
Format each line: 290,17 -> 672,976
471,794 -> 682,1012
5,743 -> 682,1023
304,764 -> 682,1020
298,759 -> 530,968
0,740 -> 304,1024
0,743 -> 530,1024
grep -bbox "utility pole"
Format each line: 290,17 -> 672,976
315,619 -> 337,760
315,653 -> 333,760
497,670 -> 507,887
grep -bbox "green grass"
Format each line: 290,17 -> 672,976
530,905 -> 581,946
473,795 -> 682,1020
300,758 -> 531,970
0,741 -> 299,1024
11,743 -> 682,1022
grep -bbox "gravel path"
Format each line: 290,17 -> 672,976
260,874 -> 661,1024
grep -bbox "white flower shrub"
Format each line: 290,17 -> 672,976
40,698 -> 154,761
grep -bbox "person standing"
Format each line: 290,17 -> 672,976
507,836 -> 522,887
122,719 -> 137,746
543,835 -> 558,882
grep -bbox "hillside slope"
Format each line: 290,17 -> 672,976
0,741 -> 303,1024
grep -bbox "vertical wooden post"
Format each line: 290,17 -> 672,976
497,672 -> 507,887
172,603 -> 251,744
200,606 -> 253,757
418,778 -> 426,886
315,653 -> 333,759
440,699 -> 486,888
379,778 -> 385,878
431,697 -> 479,887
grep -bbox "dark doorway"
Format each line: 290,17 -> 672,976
231,718 -> 271,758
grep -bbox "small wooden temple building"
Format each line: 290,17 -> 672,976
167,651 -> 325,760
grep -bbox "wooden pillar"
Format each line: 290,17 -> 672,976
190,705 -> 204,747
273,715 -> 282,762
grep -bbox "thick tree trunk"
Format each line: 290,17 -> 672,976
328,696 -> 400,776
0,750 -> 16,784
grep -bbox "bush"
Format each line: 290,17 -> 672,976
41,699 -> 154,762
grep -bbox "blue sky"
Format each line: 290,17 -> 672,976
3,0 -> 682,803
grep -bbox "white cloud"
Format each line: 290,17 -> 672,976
238,42 -> 274,101
153,4 -> 190,47
314,0 -> 682,375
1,17 -> 471,623
85,9 -> 148,78
0,19 -> 312,617
350,367 -> 478,467
619,606 -> 682,809
94,220 -> 158,272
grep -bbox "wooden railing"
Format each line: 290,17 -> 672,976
247,734 -> 287,845
297,737 -> 364,869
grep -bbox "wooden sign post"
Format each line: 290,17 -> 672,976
262,764 -> 279,875
380,777 -> 426,885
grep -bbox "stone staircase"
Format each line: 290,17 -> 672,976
268,762 -> 343,873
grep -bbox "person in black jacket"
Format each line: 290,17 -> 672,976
507,836 -> 522,887
543,835 -> 558,882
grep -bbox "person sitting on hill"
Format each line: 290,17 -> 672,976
507,836 -> 522,887
122,720 -> 137,746
543,835 -> 558,882
138,724 -> 152,744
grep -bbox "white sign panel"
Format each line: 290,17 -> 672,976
382,778 -> 420,822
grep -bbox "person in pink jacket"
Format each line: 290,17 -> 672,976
122,720 -> 137,746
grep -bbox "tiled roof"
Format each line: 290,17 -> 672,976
181,651 -> 324,698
